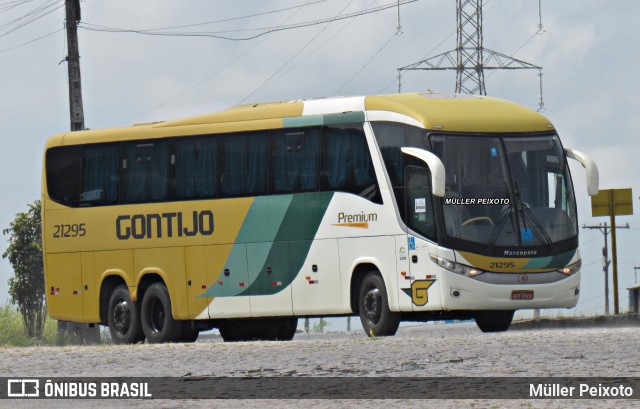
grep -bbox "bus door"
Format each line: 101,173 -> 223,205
405,166 -> 441,311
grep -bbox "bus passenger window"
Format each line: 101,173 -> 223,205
121,141 -> 169,203
46,146 -> 81,207
173,137 -> 218,200
270,128 -> 320,194
80,144 -> 119,205
321,124 -> 381,203
219,132 -> 268,197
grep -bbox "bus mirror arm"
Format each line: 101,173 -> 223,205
400,147 -> 446,197
564,148 -> 599,196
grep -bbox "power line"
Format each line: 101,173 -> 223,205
336,30 -> 398,94
0,26 -> 61,53
271,0 -> 381,87
78,0 -> 419,41
0,0 -> 39,14
122,0 -> 318,124
84,0 -> 329,33
239,0 -> 360,104
0,0 -> 62,38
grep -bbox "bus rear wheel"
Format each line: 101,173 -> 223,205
475,310 -> 515,333
141,283 -> 182,343
276,318 -> 298,341
107,285 -> 145,344
358,272 -> 400,337
179,321 -> 200,343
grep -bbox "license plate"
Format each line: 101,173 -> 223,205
511,290 -> 534,300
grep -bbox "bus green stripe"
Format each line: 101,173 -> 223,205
282,112 -> 365,128
239,192 -> 334,296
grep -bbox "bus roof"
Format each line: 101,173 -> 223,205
46,93 -> 554,148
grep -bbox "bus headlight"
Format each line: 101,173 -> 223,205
557,259 -> 582,276
430,255 -> 486,278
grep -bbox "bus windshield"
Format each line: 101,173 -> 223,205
430,134 -> 578,253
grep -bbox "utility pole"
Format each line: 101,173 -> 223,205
582,222 -> 629,315
65,0 -> 85,131
59,0 -> 96,344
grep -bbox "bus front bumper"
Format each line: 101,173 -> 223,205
438,270 -> 581,310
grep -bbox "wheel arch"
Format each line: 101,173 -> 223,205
98,272 -> 129,326
349,261 -> 392,315
136,272 -> 167,311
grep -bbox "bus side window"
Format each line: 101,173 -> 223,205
120,141 -> 170,203
173,137 -> 218,200
405,166 -> 436,240
80,144 -> 119,205
321,124 -> 381,203
46,146 -> 81,207
219,132 -> 268,198
270,128 -> 320,194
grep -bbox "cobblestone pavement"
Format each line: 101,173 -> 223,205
2,323 -> 639,408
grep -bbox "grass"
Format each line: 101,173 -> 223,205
0,305 -> 58,347
0,305 -> 114,347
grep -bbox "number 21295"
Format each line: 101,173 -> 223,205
53,224 -> 86,238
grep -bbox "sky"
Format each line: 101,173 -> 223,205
0,0 -> 638,321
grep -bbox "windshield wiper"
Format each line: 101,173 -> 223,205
514,183 -> 553,249
485,183 -> 518,254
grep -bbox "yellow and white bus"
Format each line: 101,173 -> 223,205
42,92 -> 599,343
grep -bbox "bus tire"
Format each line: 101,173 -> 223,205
358,271 -> 400,337
141,283 -> 182,343
475,310 -> 515,333
179,321 -> 200,343
276,318 -> 298,341
218,320 -> 248,342
107,285 -> 145,344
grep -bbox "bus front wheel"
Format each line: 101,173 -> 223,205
358,272 -> 400,337
107,285 -> 145,344
475,310 -> 515,332
141,283 -> 182,343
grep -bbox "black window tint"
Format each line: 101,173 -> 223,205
322,124 -> 380,202
406,166 -> 436,240
173,137 -> 217,200
121,141 -> 169,203
271,128 -> 320,194
46,146 -> 81,206
80,144 -> 119,205
372,122 -> 428,188
220,132 -> 268,197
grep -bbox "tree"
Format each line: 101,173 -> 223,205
3,200 -> 46,337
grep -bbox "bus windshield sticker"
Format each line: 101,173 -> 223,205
521,227 -> 533,242
415,198 -> 426,213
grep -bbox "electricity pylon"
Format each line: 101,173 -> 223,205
399,0 -> 542,102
